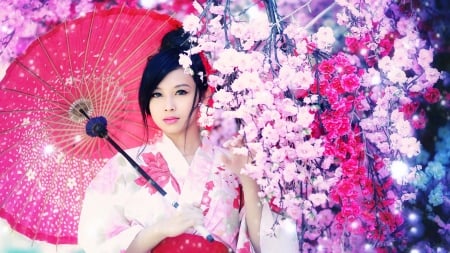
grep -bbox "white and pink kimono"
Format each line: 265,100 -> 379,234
78,135 -> 299,253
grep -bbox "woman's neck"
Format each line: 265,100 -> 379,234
166,128 -> 201,157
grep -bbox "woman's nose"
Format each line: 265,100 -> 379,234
164,97 -> 175,111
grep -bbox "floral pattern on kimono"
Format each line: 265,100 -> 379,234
78,135 -> 299,253
134,152 -> 180,194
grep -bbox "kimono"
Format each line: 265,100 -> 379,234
78,135 -> 299,253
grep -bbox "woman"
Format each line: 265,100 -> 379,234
78,28 -> 298,253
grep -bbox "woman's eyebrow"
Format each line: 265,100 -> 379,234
174,83 -> 191,88
154,83 -> 191,91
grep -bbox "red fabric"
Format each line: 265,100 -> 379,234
152,233 -> 229,253
199,52 -> 214,77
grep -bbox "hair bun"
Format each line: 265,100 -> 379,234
159,27 -> 192,52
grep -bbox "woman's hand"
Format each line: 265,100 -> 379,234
154,204 -> 205,237
219,135 -> 251,178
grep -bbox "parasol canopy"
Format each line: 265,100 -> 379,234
0,6 -> 181,244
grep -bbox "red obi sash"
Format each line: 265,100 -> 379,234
152,233 -> 230,253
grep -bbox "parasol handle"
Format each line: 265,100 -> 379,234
102,129 -> 215,242
80,110 -> 214,242
105,131 -> 169,197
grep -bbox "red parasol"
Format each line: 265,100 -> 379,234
0,6 -> 181,244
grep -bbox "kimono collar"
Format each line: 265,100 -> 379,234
157,134 -> 192,183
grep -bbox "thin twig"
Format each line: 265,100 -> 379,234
305,1 -> 338,29
277,0 -> 313,23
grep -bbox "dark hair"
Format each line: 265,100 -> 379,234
138,28 -> 209,137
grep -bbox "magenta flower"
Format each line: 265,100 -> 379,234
134,152 -> 181,194
423,87 -> 441,104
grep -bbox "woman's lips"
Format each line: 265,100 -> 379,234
163,117 -> 179,124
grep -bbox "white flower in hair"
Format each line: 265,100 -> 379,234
198,71 -> 204,83
179,52 -> 194,76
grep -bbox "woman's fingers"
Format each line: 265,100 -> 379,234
178,204 -> 204,226
218,147 -> 249,176
223,134 -> 244,149
155,204 -> 205,237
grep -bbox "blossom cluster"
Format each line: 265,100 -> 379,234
188,0 -> 444,251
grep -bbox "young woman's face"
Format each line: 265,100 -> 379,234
149,68 -> 200,138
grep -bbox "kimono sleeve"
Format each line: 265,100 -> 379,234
236,202 -> 299,253
259,202 -> 299,252
77,153 -> 142,253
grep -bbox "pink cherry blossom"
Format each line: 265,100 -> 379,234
2,0 -> 445,251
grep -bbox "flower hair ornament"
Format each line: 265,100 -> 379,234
199,52 -> 214,78
178,50 -> 214,87
178,52 -> 194,76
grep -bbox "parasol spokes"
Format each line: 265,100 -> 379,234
0,7 -> 184,245
69,99 -> 94,123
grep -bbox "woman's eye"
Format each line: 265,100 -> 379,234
151,92 -> 162,98
176,90 -> 188,95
